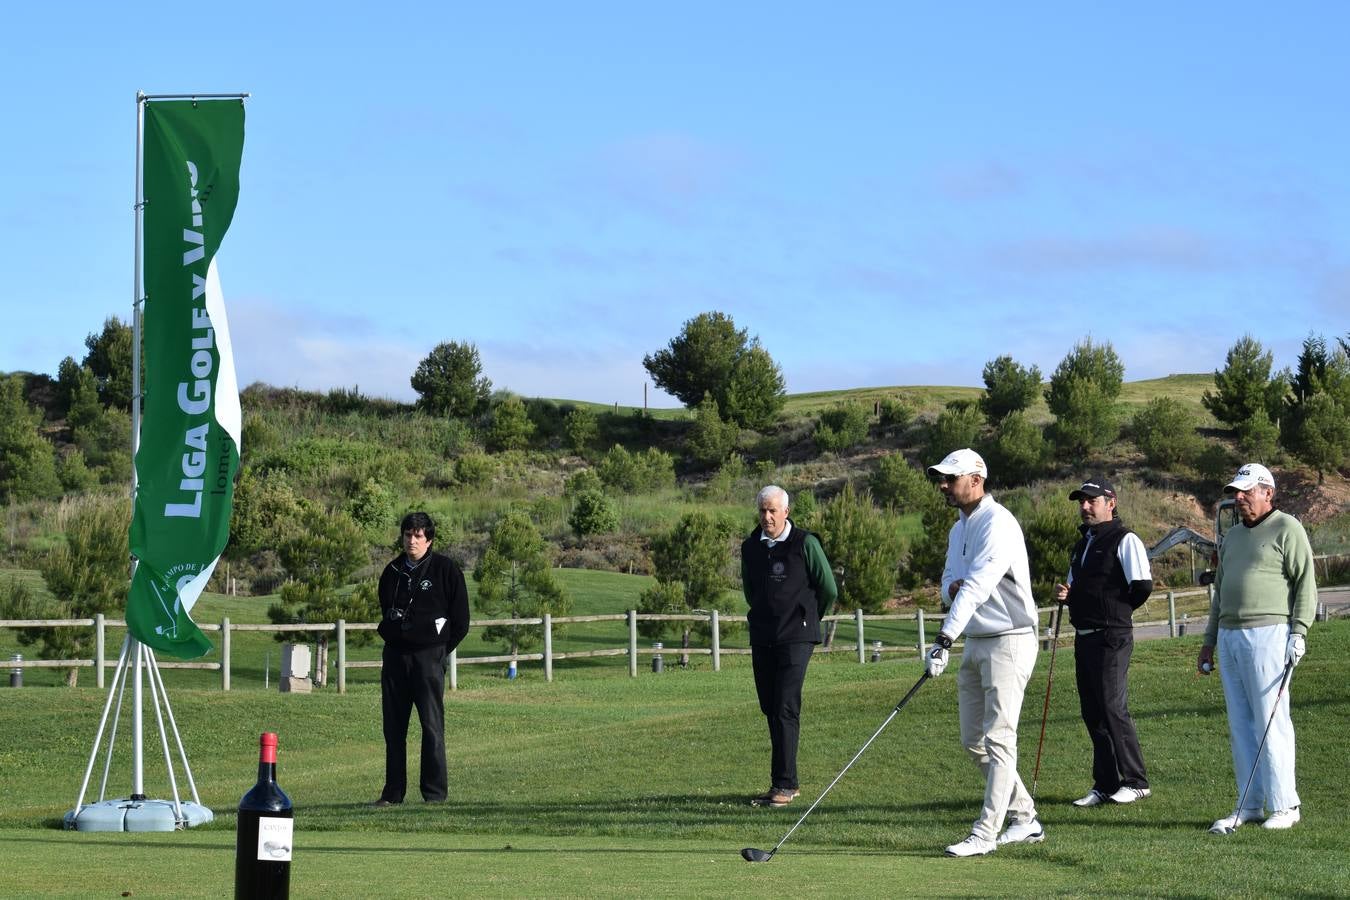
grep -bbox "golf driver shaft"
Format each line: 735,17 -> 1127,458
1234,661 -> 1293,817
1031,601 -> 1065,797
755,671 -> 930,859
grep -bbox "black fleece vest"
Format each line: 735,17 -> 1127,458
1067,518 -> 1135,629
742,525 -> 821,646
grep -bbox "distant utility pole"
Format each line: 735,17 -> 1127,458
644,382 -> 648,412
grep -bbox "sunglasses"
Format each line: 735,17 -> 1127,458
939,473 -> 965,484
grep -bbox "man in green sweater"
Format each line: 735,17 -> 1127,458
742,485 -> 838,808
1197,463 -> 1318,834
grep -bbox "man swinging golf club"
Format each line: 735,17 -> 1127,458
925,449 -> 1043,857
1198,463 -> 1317,834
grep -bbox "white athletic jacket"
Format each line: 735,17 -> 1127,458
939,494 -> 1038,639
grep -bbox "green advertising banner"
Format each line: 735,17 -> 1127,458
127,100 -> 245,659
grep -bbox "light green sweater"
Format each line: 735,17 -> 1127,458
1204,510 -> 1318,646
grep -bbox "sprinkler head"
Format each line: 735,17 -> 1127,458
741,847 -> 773,863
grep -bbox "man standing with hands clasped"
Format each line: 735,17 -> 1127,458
1053,477 -> 1154,809
924,449 -> 1043,857
1198,464 -> 1317,834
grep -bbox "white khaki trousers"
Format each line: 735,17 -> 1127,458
957,630 -> 1038,841
1217,623 -> 1299,814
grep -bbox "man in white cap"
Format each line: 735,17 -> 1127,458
924,448 -> 1042,857
1198,463 -> 1318,834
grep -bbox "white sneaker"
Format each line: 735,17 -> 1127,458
1110,786 -> 1152,804
1262,807 -> 1300,830
944,834 -> 997,857
997,819 -> 1045,845
1072,789 -> 1107,807
1209,809 -> 1263,834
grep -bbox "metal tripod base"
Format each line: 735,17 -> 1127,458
64,799 -> 214,832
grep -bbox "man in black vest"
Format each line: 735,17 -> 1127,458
741,485 -> 838,807
1053,477 -> 1154,807
374,511 -> 471,807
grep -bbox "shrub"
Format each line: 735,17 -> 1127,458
877,396 -> 915,431
1045,338 -> 1124,456
410,340 -> 491,418
569,489 -> 619,537
814,402 -> 871,452
815,482 -> 907,612
486,395 -> 536,451
454,452 -> 497,487
982,411 -> 1051,485
564,407 -> 598,454
979,355 -> 1042,424
345,477 -> 397,541
687,393 -> 738,467
227,469 -> 305,561
563,468 -> 603,497
597,445 -> 675,493
923,400 -> 983,464
870,452 -> 933,514
1131,397 -> 1200,469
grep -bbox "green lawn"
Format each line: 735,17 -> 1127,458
0,621 -> 1346,898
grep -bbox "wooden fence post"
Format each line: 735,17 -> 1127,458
710,610 -> 720,672
1167,591 -> 1176,638
336,619 -> 347,694
221,617 -> 231,692
916,608 -> 925,652
855,609 -> 865,664
544,614 -> 553,682
628,610 -> 638,677
448,648 -> 458,691
95,613 -> 105,689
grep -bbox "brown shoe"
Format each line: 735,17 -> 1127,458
749,788 -> 777,807
768,788 -> 800,807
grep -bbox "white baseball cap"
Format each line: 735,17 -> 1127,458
1224,463 -> 1275,493
927,448 -> 988,479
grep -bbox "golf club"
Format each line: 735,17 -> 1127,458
741,671 -> 930,863
1216,660 -> 1294,835
1030,600 -> 1065,797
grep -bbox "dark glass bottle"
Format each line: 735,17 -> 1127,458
234,732 -> 293,899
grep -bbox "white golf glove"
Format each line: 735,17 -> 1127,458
926,633 -> 953,678
1285,633 -> 1306,668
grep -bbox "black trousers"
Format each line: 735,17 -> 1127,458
1074,628 -> 1148,793
380,642 -> 448,803
751,642 -> 814,790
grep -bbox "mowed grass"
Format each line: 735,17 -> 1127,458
0,621 -> 1346,898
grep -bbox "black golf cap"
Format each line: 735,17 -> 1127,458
1069,477 -> 1116,501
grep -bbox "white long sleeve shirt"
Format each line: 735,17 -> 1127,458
939,494 -> 1038,639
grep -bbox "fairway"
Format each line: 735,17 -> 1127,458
1,623 -> 1346,898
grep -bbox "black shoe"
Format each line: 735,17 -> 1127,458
372,798 -> 401,808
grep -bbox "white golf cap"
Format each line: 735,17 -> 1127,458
1224,462 -> 1275,493
927,448 -> 988,479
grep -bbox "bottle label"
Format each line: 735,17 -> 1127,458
256,816 -> 293,862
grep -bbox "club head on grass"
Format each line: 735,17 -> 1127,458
741,847 -> 774,863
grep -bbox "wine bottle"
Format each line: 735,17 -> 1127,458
234,732 -> 293,899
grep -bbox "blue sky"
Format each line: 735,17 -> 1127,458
2,2 -> 1346,407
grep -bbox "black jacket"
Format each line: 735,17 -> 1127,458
377,551 -> 471,650
741,526 -> 827,647
1067,518 -> 1151,630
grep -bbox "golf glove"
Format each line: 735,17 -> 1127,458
1285,633 -> 1306,668
926,633 -> 953,678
